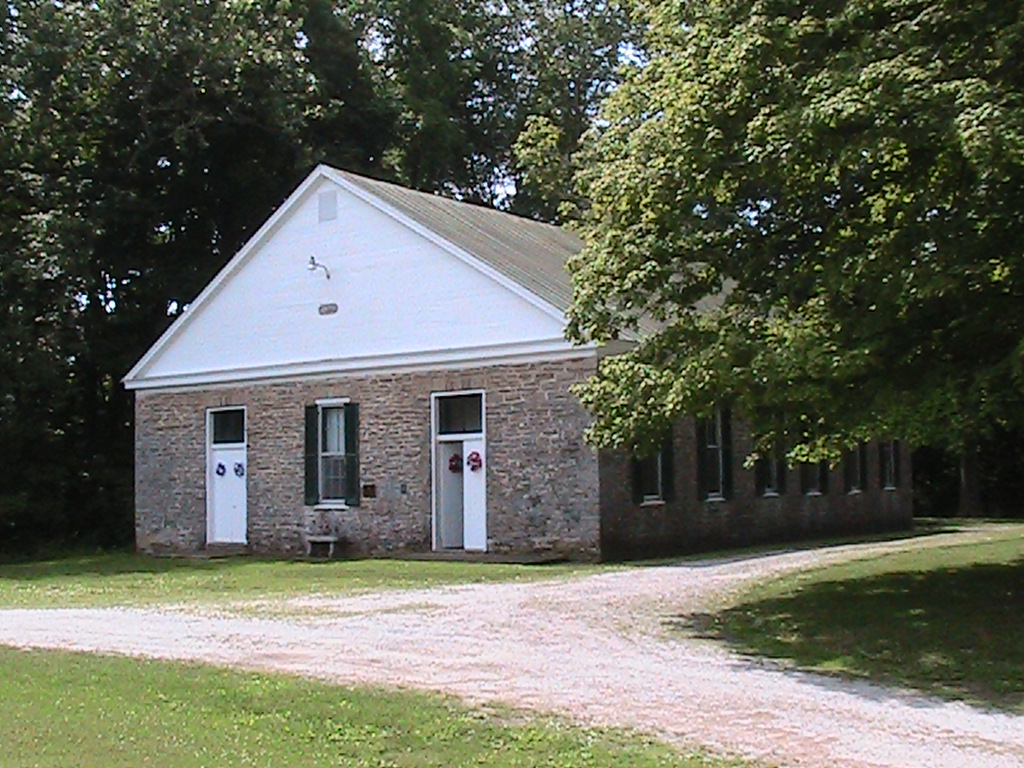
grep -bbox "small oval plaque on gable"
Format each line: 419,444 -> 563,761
318,302 -> 339,316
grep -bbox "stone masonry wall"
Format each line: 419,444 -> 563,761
134,356 -> 600,557
599,418 -> 913,559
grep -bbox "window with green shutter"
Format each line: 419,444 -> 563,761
801,461 -> 829,495
631,429 -> 674,504
844,442 -> 868,493
880,440 -> 900,490
304,401 -> 360,506
755,448 -> 787,497
697,409 -> 732,501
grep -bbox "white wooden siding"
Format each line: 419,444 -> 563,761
129,178 -> 577,388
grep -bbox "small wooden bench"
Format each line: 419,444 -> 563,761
305,535 -> 339,559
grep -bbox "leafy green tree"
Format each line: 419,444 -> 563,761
568,0 -> 1024,479
299,0 -> 400,173
1,0 -> 321,549
512,0 -> 638,221
514,114 -> 575,220
352,0 -> 524,202
356,0 -> 637,210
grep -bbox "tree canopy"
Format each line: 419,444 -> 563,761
568,0 -> 1024,462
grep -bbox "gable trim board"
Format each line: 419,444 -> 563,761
125,339 -> 596,392
128,165 -> 912,560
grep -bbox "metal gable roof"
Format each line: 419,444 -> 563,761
332,169 -> 583,316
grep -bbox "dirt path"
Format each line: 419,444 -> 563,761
2,530 -> 1022,768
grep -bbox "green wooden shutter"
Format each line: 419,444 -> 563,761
892,440 -> 901,488
721,409 -> 733,499
776,458 -> 787,495
755,457 -> 767,496
819,461 -> 829,494
696,419 -> 708,500
304,405 -> 319,505
843,451 -> 854,492
801,463 -> 821,494
660,430 -> 675,502
344,402 -> 360,506
631,453 -> 643,504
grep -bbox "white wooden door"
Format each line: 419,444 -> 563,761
208,409 -> 247,544
462,437 -> 487,551
438,442 -> 464,548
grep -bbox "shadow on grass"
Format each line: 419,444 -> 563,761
0,551 -> 232,579
674,558 -> 1024,712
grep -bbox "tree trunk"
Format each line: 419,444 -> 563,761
958,446 -> 984,517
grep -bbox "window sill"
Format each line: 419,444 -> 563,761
761,491 -> 780,499
883,485 -> 897,492
314,502 -> 350,511
804,491 -> 823,497
704,494 -> 726,503
847,489 -> 863,496
640,499 -> 665,507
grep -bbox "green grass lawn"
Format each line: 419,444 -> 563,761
0,523 -> 962,610
0,552 -> 601,609
0,647 -> 743,768
705,523 -> 1024,712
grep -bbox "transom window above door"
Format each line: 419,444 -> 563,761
437,393 -> 483,435
211,409 -> 245,444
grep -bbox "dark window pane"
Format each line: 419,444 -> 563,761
212,409 -> 245,444
802,461 -> 828,494
636,453 -> 662,501
758,456 -> 785,496
881,440 -> 898,489
698,410 -> 729,499
704,446 -> 723,497
846,443 -> 868,492
320,455 -> 347,500
845,448 -> 861,492
702,417 -> 720,449
438,394 -> 482,434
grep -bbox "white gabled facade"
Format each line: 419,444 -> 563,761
124,167 -> 589,391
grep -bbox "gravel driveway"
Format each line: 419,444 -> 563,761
2,530 -> 1022,768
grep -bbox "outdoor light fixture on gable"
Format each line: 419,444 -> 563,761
308,255 -> 331,280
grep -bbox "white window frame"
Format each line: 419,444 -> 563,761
433,390 -> 485,441
316,397 -> 350,505
208,406 -> 247,446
